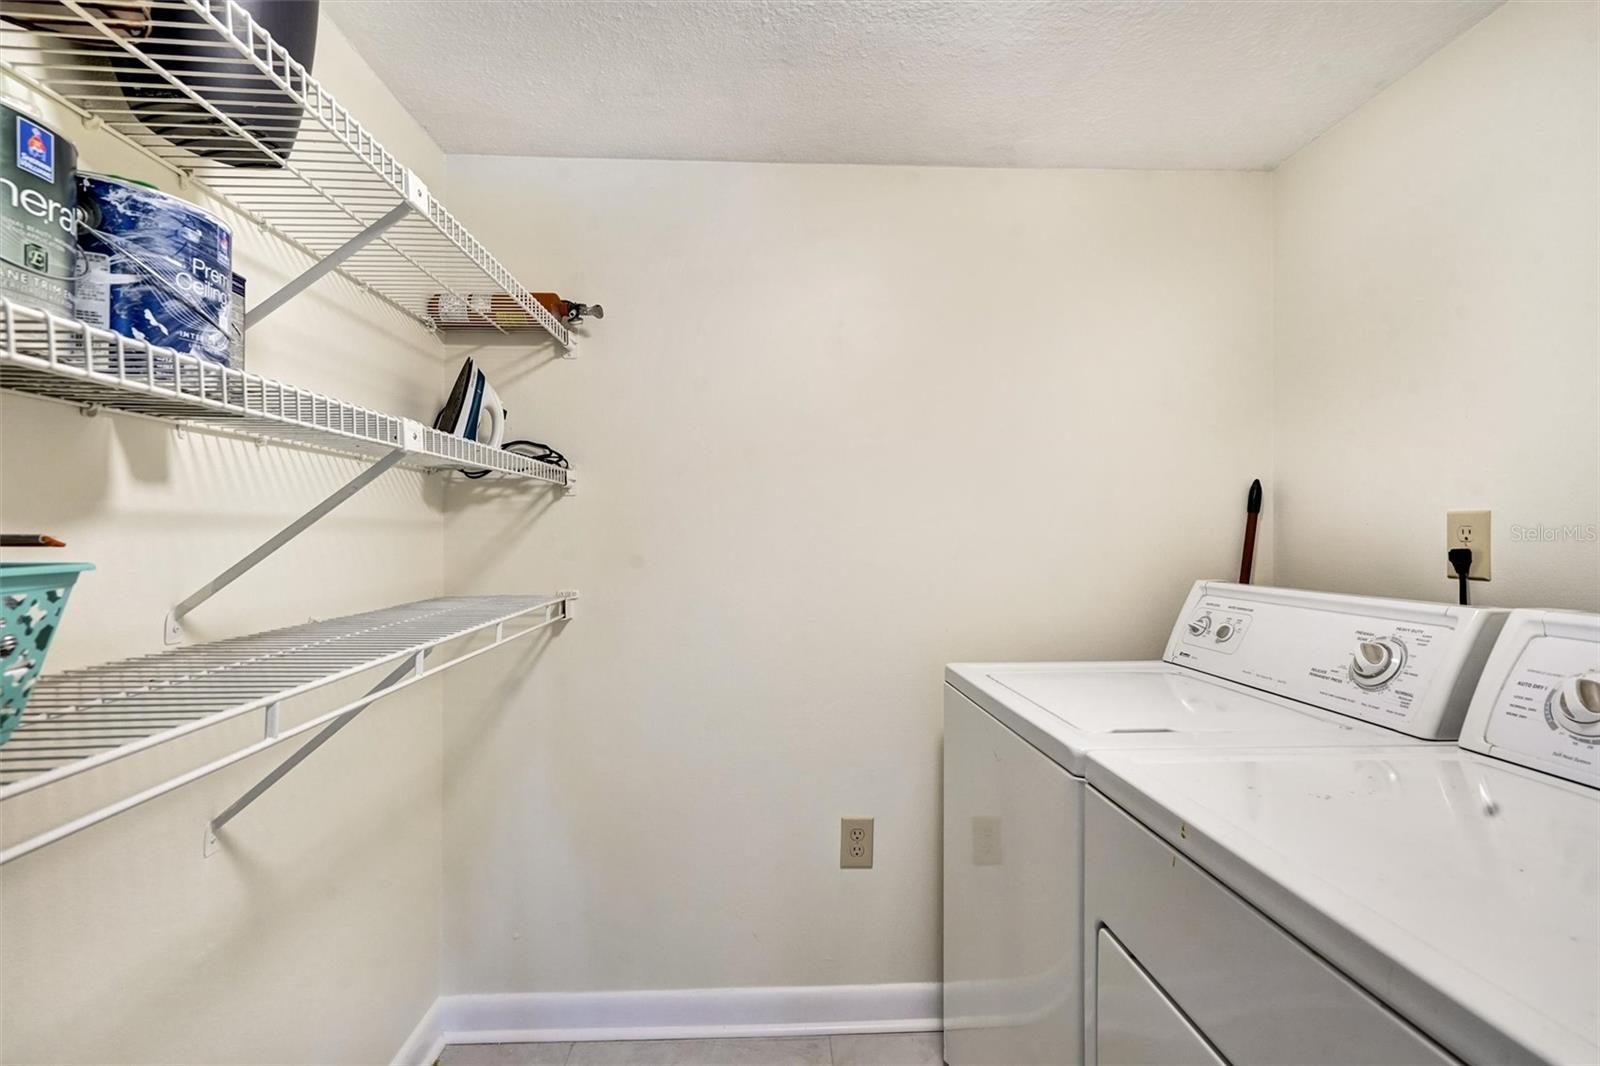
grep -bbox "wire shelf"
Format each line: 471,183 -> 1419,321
0,593 -> 575,863
0,0 -> 572,347
0,296 -> 573,485
0,594 -> 565,788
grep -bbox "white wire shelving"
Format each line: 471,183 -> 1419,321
0,296 -> 576,643
0,594 -> 576,865
0,297 -> 572,484
0,7 -> 586,864
0,0 -> 573,349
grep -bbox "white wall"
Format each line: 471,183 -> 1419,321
1273,0 -> 1599,609
437,158 -> 1275,995
0,17 -> 454,1064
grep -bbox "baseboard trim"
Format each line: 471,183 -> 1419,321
393,982 -> 939,1060
392,997 -> 445,1066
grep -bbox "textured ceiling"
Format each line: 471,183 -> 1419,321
326,0 -> 1500,170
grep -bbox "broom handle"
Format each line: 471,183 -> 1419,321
1239,479 -> 1262,584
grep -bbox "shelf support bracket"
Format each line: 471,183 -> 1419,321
164,448 -> 407,644
204,649 -> 429,855
245,200 -> 416,330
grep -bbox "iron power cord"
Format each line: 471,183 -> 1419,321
1448,548 -> 1473,606
460,439 -> 569,479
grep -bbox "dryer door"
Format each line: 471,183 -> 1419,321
1097,928 -> 1226,1066
1084,790 -> 1461,1066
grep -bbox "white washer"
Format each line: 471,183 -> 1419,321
943,582 -> 1505,1066
1083,609 -> 1599,1066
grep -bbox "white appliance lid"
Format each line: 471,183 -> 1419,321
946,662 -> 1401,776
990,668 -> 1346,735
1087,745 -> 1600,1066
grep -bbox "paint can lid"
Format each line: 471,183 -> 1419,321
77,170 -> 234,234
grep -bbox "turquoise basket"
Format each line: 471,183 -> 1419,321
1,562 -> 94,746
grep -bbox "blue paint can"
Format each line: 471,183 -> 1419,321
74,172 -> 234,366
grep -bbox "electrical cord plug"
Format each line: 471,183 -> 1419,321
1448,548 -> 1473,606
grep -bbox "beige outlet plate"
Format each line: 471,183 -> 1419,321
971,816 -> 1002,866
841,817 -> 874,869
1447,510 -> 1492,580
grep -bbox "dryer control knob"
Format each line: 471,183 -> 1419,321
1557,674 -> 1600,726
1188,614 -> 1212,637
1350,639 -> 1404,689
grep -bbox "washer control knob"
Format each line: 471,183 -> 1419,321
1350,639 -> 1404,689
1557,675 -> 1600,727
1214,622 -> 1235,643
1188,613 -> 1212,637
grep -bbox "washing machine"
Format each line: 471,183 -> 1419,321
942,581 -> 1506,1066
1082,608 -> 1599,1066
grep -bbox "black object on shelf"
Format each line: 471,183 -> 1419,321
114,0 -> 321,169
0,534 -> 65,548
0,2 -> 149,44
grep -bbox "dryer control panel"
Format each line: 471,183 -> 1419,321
1163,582 -> 1506,740
1459,610 -> 1600,789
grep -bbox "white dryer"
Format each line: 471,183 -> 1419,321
1083,609 -> 1599,1065
942,582 -> 1505,1066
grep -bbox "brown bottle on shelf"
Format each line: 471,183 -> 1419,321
531,292 -> 604,324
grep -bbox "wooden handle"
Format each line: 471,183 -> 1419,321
1239,512 -> 1259,584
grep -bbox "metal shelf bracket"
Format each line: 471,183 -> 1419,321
164,448 -> 406,644
245,195 -> 419,330
203,648 -> 430,856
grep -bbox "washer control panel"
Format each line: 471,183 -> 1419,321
1183,609 -> 1250,652
1164,582 -> 1505,739
1463,610 -> 1600,788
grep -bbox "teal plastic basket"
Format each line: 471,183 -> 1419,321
1,562 -> 94,746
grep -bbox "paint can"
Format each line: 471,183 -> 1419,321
228,272 -> 246,372
74,172 -> 234,366
0,101 -> 78,319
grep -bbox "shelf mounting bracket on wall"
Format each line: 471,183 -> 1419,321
203,647 -> 432,856
163,448 -> 406,644
245,194 -> 421,330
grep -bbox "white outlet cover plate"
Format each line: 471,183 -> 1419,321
1446,510 -> 1491,580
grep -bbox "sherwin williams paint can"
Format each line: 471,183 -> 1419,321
0,101 -> 78,318
74,172 -> 234,365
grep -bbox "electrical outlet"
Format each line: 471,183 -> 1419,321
840,817 -> 873,869
971,816 -> 1002,866
1446,510 -> 1492,580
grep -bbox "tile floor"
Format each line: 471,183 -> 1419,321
440,1031 -> 944,1066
